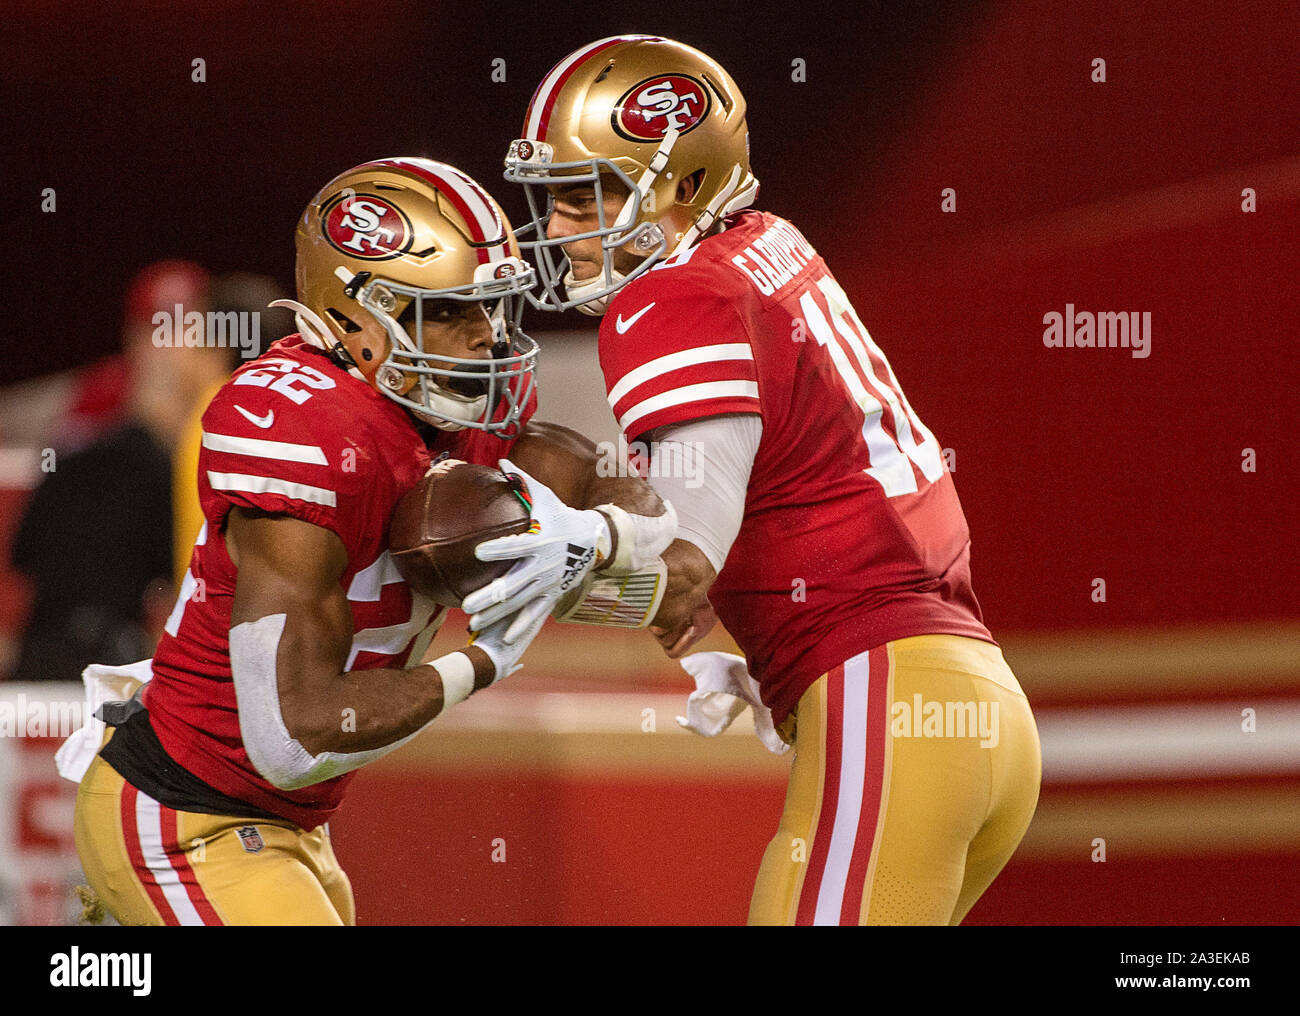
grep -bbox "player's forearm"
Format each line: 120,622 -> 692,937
638,415 -> 757,654
507,419 -> 665,516
581,472 -> 664,516
650,538 -> 717,634
230,605 -> 497,789
278,651 -> 496,757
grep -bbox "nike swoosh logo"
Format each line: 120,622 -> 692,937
615,302 -> 656,334
234,405 -> 275,429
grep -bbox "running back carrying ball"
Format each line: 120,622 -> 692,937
389,459 -> 532,607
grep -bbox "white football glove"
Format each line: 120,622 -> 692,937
462,459 -> 610,642
470,600 -> 550,685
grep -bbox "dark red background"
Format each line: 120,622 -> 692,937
5,0 -> 1295,633
2,0 -> 1297,928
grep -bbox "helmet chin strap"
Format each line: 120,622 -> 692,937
563,266 -> 624,316
565,131 -> 683,316
410,389 -> 487,431
268,298 -> 332,349
670,165 -> 759,256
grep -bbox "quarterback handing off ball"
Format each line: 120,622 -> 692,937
389,459 -> 532,608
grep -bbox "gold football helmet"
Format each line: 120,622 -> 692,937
504,35 -> 759,314
279,157 -> 538,433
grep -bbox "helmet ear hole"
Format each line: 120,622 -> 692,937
325,307 -> 362,334
678,169 -> 706,205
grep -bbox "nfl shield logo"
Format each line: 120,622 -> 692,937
236,825 -> 265,854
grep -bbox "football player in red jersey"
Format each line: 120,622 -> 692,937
62,157 -> 671,925
482,36 -> 1042,925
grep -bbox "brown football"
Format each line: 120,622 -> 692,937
388,459 -> 531,608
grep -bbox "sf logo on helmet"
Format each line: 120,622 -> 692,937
613,74 -> 713,141
323,194 -> 412,260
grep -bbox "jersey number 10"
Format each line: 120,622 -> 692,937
798,274 -> 945,497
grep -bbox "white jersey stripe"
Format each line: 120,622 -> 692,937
606,343 -> 755,407
202,431 -> 328,465
346,550 -> 407,602
164,568 -> 199,638
134,792 -> 205,926
813,651 -> 873,925
346,597 -> 442,670
617,381 -> 760,435
207,471 -> 337,507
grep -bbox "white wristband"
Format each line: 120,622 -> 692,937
433,651 -> 476,709
596,502 -> 678,574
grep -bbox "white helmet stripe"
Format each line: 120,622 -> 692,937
379,157 -> 507,262
434,164 -> 509,261
524,35 -> 651,140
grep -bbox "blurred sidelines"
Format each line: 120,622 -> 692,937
3,619 -> 1297,924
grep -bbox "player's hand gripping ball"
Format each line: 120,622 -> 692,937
388,459 -> 532,608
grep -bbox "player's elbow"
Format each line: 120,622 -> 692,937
241,720 -> 328,791
229,615 -> 337,790
251,754 -> 314,792
246,687 -> 350,790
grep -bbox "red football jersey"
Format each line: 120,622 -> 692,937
146,335 -> 532,829
600,210 -> 994,723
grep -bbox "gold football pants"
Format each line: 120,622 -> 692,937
74,732 -> 354,926
749,635 -> 1041,925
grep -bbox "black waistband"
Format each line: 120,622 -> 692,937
97,698 -> 283,823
